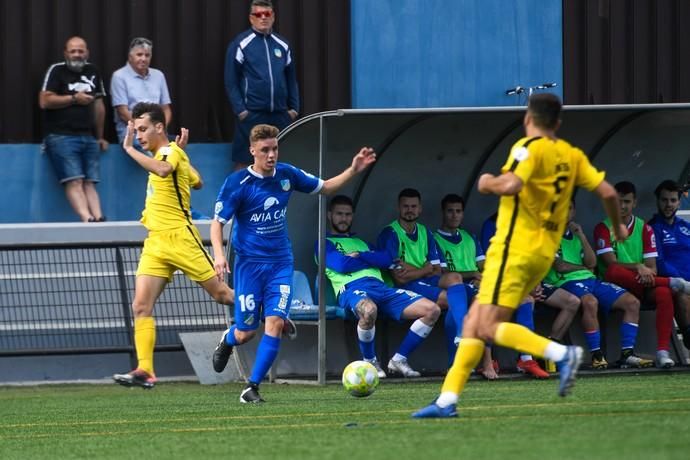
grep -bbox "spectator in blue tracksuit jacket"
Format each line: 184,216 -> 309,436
224,0 -> 300,170
649,179 -> 690,347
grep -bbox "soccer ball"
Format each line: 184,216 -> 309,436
342,360 -> 379,397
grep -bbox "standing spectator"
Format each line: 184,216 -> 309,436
39,36 -> 108,222
648,179 -> 690,348
225,0 -> 299,170
110,37 -> 172,144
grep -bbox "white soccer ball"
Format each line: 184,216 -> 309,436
342,360 -> 379,397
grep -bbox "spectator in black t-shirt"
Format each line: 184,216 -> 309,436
39,36 -> 108,222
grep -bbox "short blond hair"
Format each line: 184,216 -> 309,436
250,124 -> 279,144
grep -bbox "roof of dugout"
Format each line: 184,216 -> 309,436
279,104 -> 690,280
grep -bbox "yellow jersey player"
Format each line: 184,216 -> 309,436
413,93 -> 627,418
113,102 -> 234,388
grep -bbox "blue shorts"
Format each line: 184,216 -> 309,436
231,110 -> 292,164
541,282 -> 558,300
338,277 -> 422,322
465,282 -> 479,299
560,278 -> 627,314
233,258 -> 293,331
43,134 -> 100,183
400,275 -> 442,302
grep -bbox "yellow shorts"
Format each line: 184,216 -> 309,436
136,225 -> 216,283
477,243 -> 553,309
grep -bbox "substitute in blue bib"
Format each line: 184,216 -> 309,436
210,124 -> 376,403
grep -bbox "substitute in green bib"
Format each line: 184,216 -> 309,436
317,195 -> 440,378
594,181 -> 690,368
545,201 -> 651,370
433,193 -> 497,376
377,188 -> 470,372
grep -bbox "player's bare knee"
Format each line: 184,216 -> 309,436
425,302 -> 441,322
131,300 -> 152,318
440,272 -> 463,287
564,294 -> 580,313
476,323 -> 495,342
234,329 -> 255,344
581,296 -> 598,316
213,285 -> 234,305
356,300 -> 377,326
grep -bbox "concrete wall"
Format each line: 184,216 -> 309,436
0,144 -> 233,223
351,0 -> 563,108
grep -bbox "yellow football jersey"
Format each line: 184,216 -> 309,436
140,142 -> 200,232
491,136 -> 604,259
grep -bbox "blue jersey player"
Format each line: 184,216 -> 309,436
210,124 -> 376,403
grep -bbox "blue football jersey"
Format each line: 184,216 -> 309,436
214,163 -> 323,262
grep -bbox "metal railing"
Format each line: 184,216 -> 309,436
0,242 -> 227,357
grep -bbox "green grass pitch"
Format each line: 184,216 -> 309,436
1,373 -> 689,459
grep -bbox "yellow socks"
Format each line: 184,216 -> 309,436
494,322 -> 549,358
134,317 -> 156,375
441,338 -> 485,396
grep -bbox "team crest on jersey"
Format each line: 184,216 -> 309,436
512,146 -> 529,161
263,196 -> 280,210
681,226 -> 690,236
274,48 -> 282,58
214,201 -> 223,215
597,238 -> 606,249
244,315 -> 255,326
280,179 -> 291,191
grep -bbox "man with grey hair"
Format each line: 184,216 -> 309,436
110,37 -> 172,144
224,0 -> 300,170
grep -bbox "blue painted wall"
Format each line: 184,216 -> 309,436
0,144 -> 232,223
351,0 -> 563,108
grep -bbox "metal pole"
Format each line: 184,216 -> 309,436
317,115 -> 327,384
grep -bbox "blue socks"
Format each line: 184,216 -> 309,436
584,329 -> 601,352
444,312 -> 458,366
514,300 -> 534,330
249,334 -> 281,385
357,325 -> 376,360
225,325 -> 239,346
446,284 -> 468,335
396,319 -> 433,359
620,322 -> 638,350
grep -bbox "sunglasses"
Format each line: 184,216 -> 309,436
129,37 -> 153,49
250,10 -> 273,19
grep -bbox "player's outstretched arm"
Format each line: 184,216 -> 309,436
594,180 -> 627,241
320,147 -> 376,195
210,219 -> 230,282
122,121 -> 174,177
477,172 -> 522,196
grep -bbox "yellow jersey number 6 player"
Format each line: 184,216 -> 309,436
413,93 -> 627,418
113,102 -> 234,388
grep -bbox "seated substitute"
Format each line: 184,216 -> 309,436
318,195 -> 441,378
594,180 -> 690,368
544,201 -> 651,369
433,193 -> 497,378
648,179 -> 690,349
481,212 -> 580,378
377,188 -> 469,375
